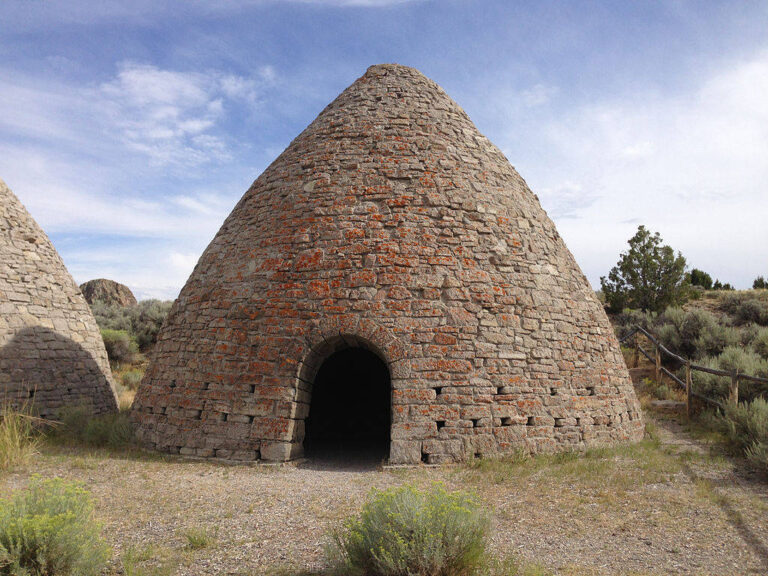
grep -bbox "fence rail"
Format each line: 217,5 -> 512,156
618,325 -> 768,414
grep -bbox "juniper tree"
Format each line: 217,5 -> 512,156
601,225 -> 689,313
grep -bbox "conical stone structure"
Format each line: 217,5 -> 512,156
0,179 -> 118,417
132,64 -> 643,463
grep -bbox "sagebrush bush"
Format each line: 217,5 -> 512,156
54,407 -> 134,449
101,329 -> 138,365
328,483 -> 490,576
654,324 -> 681,355
647,307 -> 732,359
720,293 -> 768,326
610,309 -> 656,342
121,369 -> 144,390
693,347 -> 768,402
0,477 -> 110,575
690,357 -> 729,400
752,327 -> 768,359
0,405 -> 39,472
719,398 -> 768,473
131,300 -> 172,350
92,300 -> 172,352
694,324 -> 740,359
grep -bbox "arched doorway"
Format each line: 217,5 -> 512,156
303,345 -> 391,462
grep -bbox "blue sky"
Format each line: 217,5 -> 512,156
1,0 -> 766,299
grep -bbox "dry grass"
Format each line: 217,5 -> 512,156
1,402 -> 767,575
0,403 -> 41,471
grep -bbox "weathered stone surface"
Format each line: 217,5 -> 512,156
80,278 -> 137,307
0,179 -> 118,417
131,64 -> 643,463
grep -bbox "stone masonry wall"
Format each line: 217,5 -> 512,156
132,64 -> 643,463
0,179 -> 118,417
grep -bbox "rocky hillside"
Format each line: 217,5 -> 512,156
80,278 -> 137,307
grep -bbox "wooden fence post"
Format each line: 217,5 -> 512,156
655,344 -> 662,386
633,333 -> 640,368
685,361 -> 692,418
729,372 -> 739,406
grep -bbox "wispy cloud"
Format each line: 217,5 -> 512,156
0,61 -> 275,299
0,62 -> 275,169
512,50 -> 768,288
98,62 -> 275,166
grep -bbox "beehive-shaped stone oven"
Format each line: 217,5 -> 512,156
132,64 -> 643,463
0,179 -> 118,418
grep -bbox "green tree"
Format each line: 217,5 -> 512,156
600,225 -> 689,313
713,279 -> 735,291
754,276 -> 767,289
689,268 -> 713,290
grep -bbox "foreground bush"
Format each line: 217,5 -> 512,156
0,405 -> 39,472
328,483 -> 490,576
719,398 -> 768,473
0,477 -> 110,575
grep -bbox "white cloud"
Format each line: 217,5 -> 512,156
0,61 -> 274,169
97,62 -> 275,166
508,50 -> 768,288
0,60 -> 277,300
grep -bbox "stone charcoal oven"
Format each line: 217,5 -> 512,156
131,64 -> 643,464
0,179 -> 118,418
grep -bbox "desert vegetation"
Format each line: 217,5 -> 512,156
601,224 -> 768,477
89,299 -> 172,405
328,483 -> 490,576
612,292 -> 768,473
91,299 -> 172,355
0,477 -> 110,575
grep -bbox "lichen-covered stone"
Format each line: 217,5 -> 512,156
131,64 -> 643,463
0,179 -> 118,417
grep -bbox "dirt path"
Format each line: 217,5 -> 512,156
2,412 -> 768,576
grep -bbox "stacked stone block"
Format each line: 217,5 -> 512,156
0,179 -> 118,417
131,64 -> 643,463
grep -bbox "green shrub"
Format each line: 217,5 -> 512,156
718,398 -> 768,472
653,384 -> 673,401
100,329 -> 138,365
328,483 -> 490,576
183,527 -> 216,550
655,323 -> 681,355
131,300 -> 173,351
54,407 -> 134,449
90,300 -> 132,333
652,307 -> 735,359
92,300 -> 172,353
752,327 -> 768,359
720,293 -> 768,326
694,324 -> 740,358
693,347 -> 768,402
0,477 -> 110,575
0,405 -> 40,472
692,356 -> 731,400
121,369 -> 144,390
611,309 -> 655,340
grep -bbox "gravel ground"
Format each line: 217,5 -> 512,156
2,413 -> 768,576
